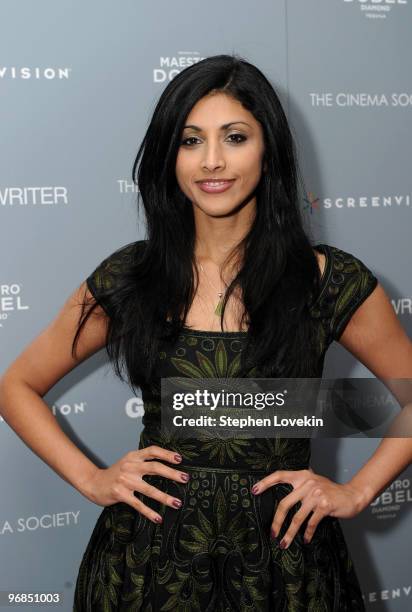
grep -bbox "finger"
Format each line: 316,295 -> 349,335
271,478 -> 316,538
252,468 -> 312,494
251,470 -> 291,494
274,504 -> 314,549
133,445 -> 183,464
303,508 -> 327,544
110,484 -> 164,524
124,459 -> 190,484
122,474 -> 184,511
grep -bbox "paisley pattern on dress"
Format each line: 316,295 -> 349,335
73,242 -> 378,611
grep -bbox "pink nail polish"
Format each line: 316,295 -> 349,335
154,516 -> 162,523
251,484 -> 259,494
279,540 -> 286,549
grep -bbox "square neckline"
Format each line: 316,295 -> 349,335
180,243 -> 331,337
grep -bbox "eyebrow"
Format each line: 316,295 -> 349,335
182,121 -> 251,131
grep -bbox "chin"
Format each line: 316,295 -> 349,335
198,203 -> 243,217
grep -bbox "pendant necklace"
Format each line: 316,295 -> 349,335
197,261 -> 229,316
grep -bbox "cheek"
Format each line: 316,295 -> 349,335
237,144 -> 264,177
176,154 -> 196,186
175,168 -> 197,202
240,158 -> 263,188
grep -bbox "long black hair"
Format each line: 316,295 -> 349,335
72,53 -> 323,394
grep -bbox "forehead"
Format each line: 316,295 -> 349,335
184,93 -> 257,128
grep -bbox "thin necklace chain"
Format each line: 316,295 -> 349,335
195,291 -> 221,330
193,258 -> 242,329
197,261 -> 228,298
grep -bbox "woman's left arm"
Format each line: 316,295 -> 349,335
251,282 -> 412,548
333,281 -> 412,508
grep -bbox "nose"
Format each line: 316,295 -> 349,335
201,141 -> 225,172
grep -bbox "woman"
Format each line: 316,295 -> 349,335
1,54 -> 411,612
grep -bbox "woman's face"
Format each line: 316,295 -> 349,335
175,92 -> 266,217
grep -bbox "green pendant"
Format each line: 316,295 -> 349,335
214,299 -> 224,316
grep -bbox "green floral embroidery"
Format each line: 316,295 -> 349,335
75,242 -> 371,611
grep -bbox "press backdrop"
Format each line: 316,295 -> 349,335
1,1 -> 411,610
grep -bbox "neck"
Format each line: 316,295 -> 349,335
192,196 -> 256,266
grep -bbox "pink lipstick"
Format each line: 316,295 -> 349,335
196,179 -> 236,193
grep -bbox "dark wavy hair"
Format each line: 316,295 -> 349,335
72,53 -> 323,394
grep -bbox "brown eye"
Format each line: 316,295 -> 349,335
227,134 -> 247,143
180,134 -> 247,146
180,136 -> 200,146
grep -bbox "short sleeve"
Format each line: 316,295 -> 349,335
86,240 -> 141,318
320,245 -> 378,343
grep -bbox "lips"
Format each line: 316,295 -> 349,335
196,179 -> 236,194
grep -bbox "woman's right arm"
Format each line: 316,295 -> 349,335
0,282 -> 189,522
0,282 -> 109,498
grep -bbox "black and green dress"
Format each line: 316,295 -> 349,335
73,241 -> 378,612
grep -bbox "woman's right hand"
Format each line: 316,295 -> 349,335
80,445 -> 190,523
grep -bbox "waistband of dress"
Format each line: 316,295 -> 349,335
176,463 -> 309,473
177,464 -> 269,473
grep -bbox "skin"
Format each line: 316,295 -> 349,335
1,93 -> 411,546
176,92 -> 412,548
175,92 -> 266,330
175,91 -> 266,230
253,283 -> 412,548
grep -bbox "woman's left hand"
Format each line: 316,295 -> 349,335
250,468 -> 366,548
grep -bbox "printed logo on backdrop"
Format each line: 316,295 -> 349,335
117,179 -> 139,195
0,186 -> 68,207
303,192 -> 320,215
126,396 -> 144,418
363,585 -> 412,604
0,401 -> 87,422
1,397 -> 150,420
343,0 -> 408,20
153,52 -> 205,83
1,511 -> 80,537
369,477 -> 412,520
302,189 -> 411,210
51,402 -> 87,416
0,66 -> 71,80
0,284 -> 28,329
392,297 -> 412,316
310,92 -> 412,108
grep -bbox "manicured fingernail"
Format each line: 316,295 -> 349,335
270,528 -> 277,540
172,499 -> 182,508
154,516 -> 162,523
174,454 -> 182,462
303,537 -> 309,544
181,473 -> 190,482
251,484 -> 259,494
279,540 -> 287,549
